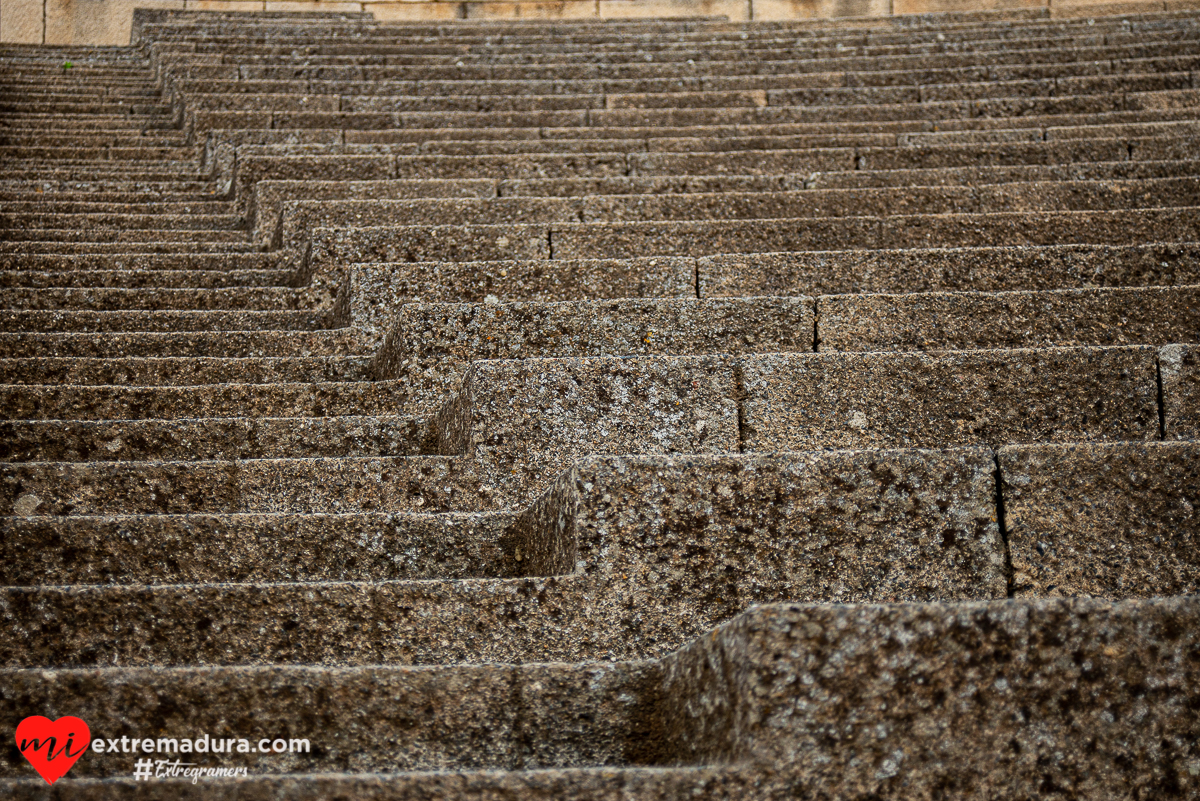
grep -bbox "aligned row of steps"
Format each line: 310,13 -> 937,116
2,8 -> 1199,798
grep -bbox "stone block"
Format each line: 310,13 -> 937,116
0,0 -> 43,43
464,1 -> 598,17
818,286 -> 1200,352
661,597 -> 1200,795
370,2 -> 465,20
1160,344 -> 1200,439
599,0 -> 750,17
741,347 -> 1159,451
1001,441 -> 1200,598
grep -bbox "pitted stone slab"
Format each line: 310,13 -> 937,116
371,298 -> 813,408
818,286 -> 1200,351
1001,440 -> 1200,598
448,355 -> 740,505
513,449 -> 1007,614
347,257 -> 696,347
660,597 -> 1200,797
741,347 -> 1159,451
0,512 -> 517,586
1160,343 -> 1200,439
699,243 -> 1200,297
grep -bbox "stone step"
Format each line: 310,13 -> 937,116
0,310 -> 325,334
0,329 -> 358,359
1,414 -> 429,463
699,241 -> 1200,296
0,213 -> 240,232
0,446 -> 1009,662
308,208 -> 1200,270
0,286 -> 299,312
0,594 -> 1193,792
0,511 -> 514,585
0,376 -> 404,421
0,269 -> 292,290
0,146 -> 197,163
816,284 -> 1200,352
0,242 -> 262,256
0,229 -> 249,245
1,453 -> 474,517
1000,439 -> 1200,599
0,199 -> 236,216
0,251 -> 279,272
0,356 -> 371,387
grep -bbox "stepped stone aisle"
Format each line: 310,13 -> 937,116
2,7 -> 1200,799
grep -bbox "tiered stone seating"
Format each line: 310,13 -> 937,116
2,8 -> 1198,798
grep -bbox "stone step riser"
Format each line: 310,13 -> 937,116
2,445 -> 1195,670
0,270 -> 292,290
305,209 -> 1200,288
0,356 -> 370,387
0,511 -> 515,586
1,415 -> 427,463
0,310 -> 324,334
0,287 -> 297,312
0,329 -> 357,360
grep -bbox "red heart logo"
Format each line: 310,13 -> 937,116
15,716 -> 90,784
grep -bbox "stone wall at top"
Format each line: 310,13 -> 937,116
4,0 -> 1199,46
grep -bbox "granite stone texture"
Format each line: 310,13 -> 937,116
7,7 -> 1200,797
1000,440 -> 1200,598
818,285 -> 1200,351
1160,343 -> 1200,439
370,298 -> 813,408
741,347 -> 1160,451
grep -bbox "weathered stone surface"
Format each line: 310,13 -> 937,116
514,449 -> 1007,607
661,597 -> 1200,798
0,512 -> 516,585
1001,440 -> 1200,598
699,243 -> 1200,297
6,7 -> 1200,795
741,347 -> 1159,450
370,297 -> 813,405
818,285 -> 1200,351
1160,343 -> 1200,439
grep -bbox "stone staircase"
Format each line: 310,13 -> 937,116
2,8 -> 1199,798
